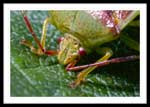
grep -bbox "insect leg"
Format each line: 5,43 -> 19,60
37,17 -> 58,55
20,11 -> 57,55
67,55 -> 139,71
69,47 -> 113,88
65,59 -> 79,71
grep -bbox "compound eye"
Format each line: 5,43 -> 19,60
78,47 -> 86,56
57,37 -> 64,44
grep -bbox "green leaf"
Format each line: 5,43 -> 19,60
11,11 -> 139,96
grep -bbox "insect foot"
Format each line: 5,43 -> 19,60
69,71 -> 87,88
69,80 -> 84,89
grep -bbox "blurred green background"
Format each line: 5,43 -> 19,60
11,11 -> 139,96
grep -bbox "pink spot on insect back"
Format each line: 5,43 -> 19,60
86,10 -> 132,35
114,10 -> 132,20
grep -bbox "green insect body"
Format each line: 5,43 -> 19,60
21,10 -> 140,88
48,11 -> 139,65
49,11 -> 117,52
49,11 -> 138,51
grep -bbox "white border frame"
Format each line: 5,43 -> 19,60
4,3 -> 147,104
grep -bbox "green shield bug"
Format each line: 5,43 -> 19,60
21,10 -> 139,88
